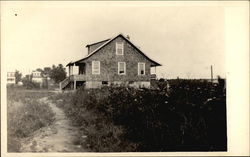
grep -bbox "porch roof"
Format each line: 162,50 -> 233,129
66,61 -> 86,67
66,61 -> 74,66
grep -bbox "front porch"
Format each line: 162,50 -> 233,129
59,62 -> 87,90
59,75 -> 87,90
67,61 -> 86,76
59,61 -> 159,90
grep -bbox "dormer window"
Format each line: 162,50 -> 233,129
116,42 -> 124,55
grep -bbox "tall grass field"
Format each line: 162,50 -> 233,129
7,86 -> 55,152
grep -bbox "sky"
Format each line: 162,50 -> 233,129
1,1 -> 228,79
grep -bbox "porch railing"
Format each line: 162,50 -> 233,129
69,75 -> 88,81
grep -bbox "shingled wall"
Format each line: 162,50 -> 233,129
80,36 -> 154,88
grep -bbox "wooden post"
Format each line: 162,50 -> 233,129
74,80 -> 76,90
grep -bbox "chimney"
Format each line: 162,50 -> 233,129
126,35 -> 130,40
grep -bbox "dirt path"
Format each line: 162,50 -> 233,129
20,97 -> 86,152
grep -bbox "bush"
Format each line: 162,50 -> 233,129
55,80 -> 226,152
22,78 -> 40,89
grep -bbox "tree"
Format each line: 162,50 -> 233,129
36,68 -> 43,73
14,70 -> 22,84
35,67 -> 52,77
49,64 -> 66,83
24,74 -> 32,81
43,67 -> 52,77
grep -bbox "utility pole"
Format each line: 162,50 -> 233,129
210,65 -> 213,83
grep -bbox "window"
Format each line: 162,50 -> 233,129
7,78 -> 14,81
116,42 -> 124,55
118,62 -> 126,75
138,63 -> 145,75
8,73 -> 14,77
92,61 -> 100,74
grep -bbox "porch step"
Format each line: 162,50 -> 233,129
59,77 -> 70,90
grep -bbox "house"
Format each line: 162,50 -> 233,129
7,72 -> 16,85
60,33 -> 161,90
32,71 -> 43,83
31,70 -> 48,88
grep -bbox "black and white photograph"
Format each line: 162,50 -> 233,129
1,1 -> 249,156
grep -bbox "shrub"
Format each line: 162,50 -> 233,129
55,79 -> 226,152
22,78 -> 40,89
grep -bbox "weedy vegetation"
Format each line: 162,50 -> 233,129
51,78 -> 226,152
7,86 -> 55,152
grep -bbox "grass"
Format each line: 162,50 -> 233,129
7,86 -> 55,152
7,86 -> 55,102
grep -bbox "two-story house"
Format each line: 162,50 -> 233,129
32,71 -> 43,83
7,72 -> 16,85
31,70 -> 46,87
60,33 -> 161,90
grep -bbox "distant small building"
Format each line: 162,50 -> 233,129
7,72 -> 15,85
31,71 -> 43,83
31,70 -> 48,88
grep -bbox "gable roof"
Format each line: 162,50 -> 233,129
68,33 -> 161,67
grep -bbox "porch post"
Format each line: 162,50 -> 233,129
74,80 -> 76,90
69,65 -> 72,76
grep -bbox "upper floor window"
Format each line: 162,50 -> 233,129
92,61 -> 100,74
118,62 -> 126,75
116,42 -> 124,55
7,73 -> 14,77
138,62 -> 145,75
